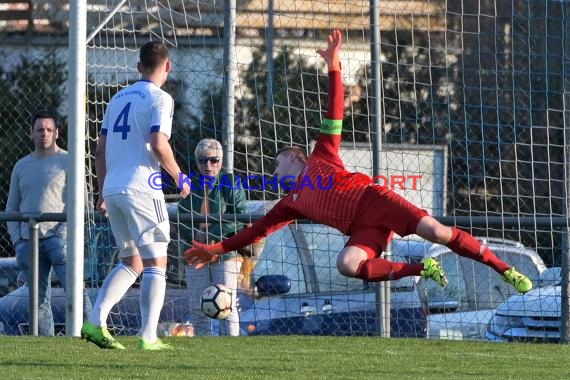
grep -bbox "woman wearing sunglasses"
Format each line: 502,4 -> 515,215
178,138 -> 250,336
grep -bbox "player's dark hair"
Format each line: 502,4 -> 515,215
139,41 -> 169,71
32,109 -> 59,129
276,146 -> 308,163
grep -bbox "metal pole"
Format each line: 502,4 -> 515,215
67,0 -> 87,337
560,0 -> 570,344
266,0 -> 275,109
370,0 -> 389,337
222,0 -> 237,174
28,219 -> 39,336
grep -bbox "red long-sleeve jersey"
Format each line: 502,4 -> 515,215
221,70 -> 371,253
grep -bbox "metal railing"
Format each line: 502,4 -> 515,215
0,211 -> 569,341
0,212 -> 66,335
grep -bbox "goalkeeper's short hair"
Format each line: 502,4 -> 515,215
276,146 -> 308,163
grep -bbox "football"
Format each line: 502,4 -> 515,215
201,284 -> 233,319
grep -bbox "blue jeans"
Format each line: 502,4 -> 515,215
15,236 -> 92,336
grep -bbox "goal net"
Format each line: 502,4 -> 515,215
0,0 -> 566,339
80,0 -> 568,339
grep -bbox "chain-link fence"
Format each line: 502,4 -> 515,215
0,0 -> 568,340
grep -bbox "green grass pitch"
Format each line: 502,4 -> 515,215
1,336 -> 569,379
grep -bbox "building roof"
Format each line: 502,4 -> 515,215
0,0 -> 446,41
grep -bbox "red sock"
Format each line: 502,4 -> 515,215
446,227 -> 510,274
355,258 -> 424,281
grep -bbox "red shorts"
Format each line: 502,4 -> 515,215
345,186 -> 428,259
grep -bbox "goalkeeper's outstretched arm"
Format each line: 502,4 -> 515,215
313,29 -> 344,161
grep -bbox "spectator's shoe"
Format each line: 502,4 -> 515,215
503,267 -> 533,293
421,257 -> 448,287
137,338 -> 174,351
81,321 -> 125,350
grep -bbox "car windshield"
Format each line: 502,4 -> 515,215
425,248 -> 544,311
255,223 -> 416,296
297,224 -> 364,293
253,223 -> 370,295
425,252 -> 469,310
253,226 -> 306,294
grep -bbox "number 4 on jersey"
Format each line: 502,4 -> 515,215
113,102 -> 131,140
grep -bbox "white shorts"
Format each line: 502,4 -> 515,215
104,194 -> 170,250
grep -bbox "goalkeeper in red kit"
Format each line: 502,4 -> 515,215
185,30 -> 533,293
